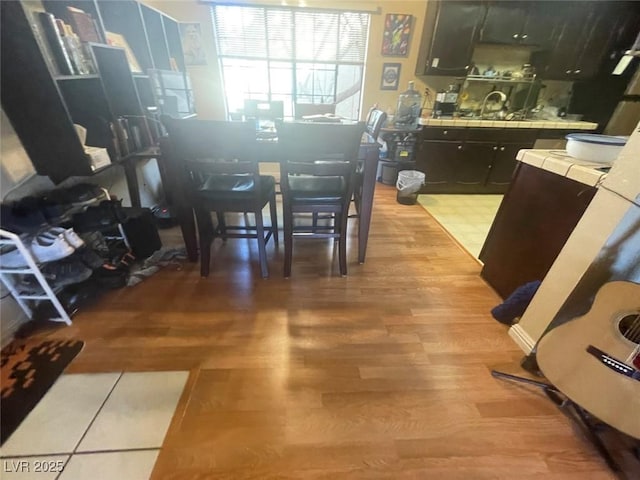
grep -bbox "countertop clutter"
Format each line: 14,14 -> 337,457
516,149 -> 609,186
419,118 -> 599,130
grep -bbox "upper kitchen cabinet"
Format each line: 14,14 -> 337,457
416,1 -> 484,77
479,1 -> 561,49
533,1 -> 635,80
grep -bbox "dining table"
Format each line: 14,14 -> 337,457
159,125 -> 381,266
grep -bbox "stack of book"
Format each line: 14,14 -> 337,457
36,6 -> 102,76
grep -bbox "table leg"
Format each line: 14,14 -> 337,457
358,144 -> 379,264
122,160 -> 142,208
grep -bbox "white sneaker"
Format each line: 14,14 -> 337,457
30,232 -> 75,264
43,227 -> 85,249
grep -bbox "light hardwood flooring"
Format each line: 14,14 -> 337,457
33,183 -> 636,479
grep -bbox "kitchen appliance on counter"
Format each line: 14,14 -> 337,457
433,84 -> 460,117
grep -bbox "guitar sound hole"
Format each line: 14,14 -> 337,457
618,313 -> 640,344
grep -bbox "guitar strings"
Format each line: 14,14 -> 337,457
624,313 -> 640,365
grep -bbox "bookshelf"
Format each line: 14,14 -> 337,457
0,0 -> 194,185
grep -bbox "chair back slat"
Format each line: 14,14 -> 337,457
276,121 -> 365,162
162,117 -> 257,163
365,108 -> 387,140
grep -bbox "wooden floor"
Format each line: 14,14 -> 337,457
40,184 -> 636,479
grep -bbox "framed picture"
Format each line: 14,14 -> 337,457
380,63 -> 401,90
381,14 -> 413,57
180,23 -> 207,66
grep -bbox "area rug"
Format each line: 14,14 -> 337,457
0,338 -> 84,445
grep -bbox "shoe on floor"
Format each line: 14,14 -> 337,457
42,227 -> 85,249
30,231 -> 75,264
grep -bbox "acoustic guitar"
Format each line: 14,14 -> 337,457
536,281 -> 640,439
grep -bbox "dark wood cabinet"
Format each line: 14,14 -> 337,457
480,163 -> 597,298
418,1 -> 638,80
454,141 -> 494,191
479,1 -> 561,48
479,1 -> 527,44
416,127 -> 536,194
417,140 -> 460,192
533,1 -> 635,81
417,1 -> 483,76
1,0 -> 193,184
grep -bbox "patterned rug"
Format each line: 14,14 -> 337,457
0,338 -> 84,445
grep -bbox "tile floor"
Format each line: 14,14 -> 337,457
0,371 -> 188,480
417,194 -> 503,259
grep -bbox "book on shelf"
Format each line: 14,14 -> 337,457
38,12 -> 75,75
65,6 -> 102,43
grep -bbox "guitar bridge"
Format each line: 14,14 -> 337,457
587,345 -> 640,382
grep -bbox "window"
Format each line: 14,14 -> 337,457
211,5 -> 370,120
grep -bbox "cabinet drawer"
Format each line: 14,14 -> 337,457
422,127 -> 466,141
498,129 -> 538,144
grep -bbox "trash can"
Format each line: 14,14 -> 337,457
396,170 -> 425,205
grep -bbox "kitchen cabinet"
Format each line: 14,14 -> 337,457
416,127 -> 536,194
480,162 -> 597,298
416,1 -> 483,76
479,1 -> 560,48
533,1 -> 633,81
1,0 -> 193,184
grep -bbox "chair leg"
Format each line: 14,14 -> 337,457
269,193 -> 279,245
337,212 -> 348,276
194,208 -> 214,277
283,207 -> 293,278
255,209 -> 269,278
216,212 -> 227,241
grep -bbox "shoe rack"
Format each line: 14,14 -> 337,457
0,229 -> 72,325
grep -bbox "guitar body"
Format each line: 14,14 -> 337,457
537,281 -> 640,439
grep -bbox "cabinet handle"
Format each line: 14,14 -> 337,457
521,34 -> 528,39
457,145 -> 463,150
443,130 -> 448,135
500,146 -> 505,151
512,33 -> 519,39
492,146 -> 498,151
566,70 -> 572,74
574,69 -> 581,74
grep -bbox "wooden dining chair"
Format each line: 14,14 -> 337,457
352,108 -> 387,216
276,121 -> 366,277
161,117 -> 278,278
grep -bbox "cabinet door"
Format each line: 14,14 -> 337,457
454,141 -> 495,192
519,2 -> 563,49
425,1 -> 483,76
572,3 -> 624,80
416,140 -> 460,192
480,1 -> 526,44
485,143 -> 522,193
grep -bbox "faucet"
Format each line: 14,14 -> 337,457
480,90 -> 507,119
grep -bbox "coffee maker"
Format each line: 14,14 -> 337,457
433,84 -> 459,117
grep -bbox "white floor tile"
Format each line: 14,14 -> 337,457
0,456 -> 69,480
0,373 -> 120,457
418,194 -> 502,259
58,450 -> 158,480
77,371 -> 188,452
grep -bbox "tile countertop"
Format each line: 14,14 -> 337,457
516,149 -> 608,187
419,118 -> 598,130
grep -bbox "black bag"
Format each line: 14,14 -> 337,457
121,207 -> 162,259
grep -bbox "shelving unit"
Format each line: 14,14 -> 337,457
0,229 -> 72,325
1,0 -> 194,185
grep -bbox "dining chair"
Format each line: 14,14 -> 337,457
161,117 -> 278,278
276,121 -> 366,277
352,108 -> 387,216
294,103 -> 336,119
